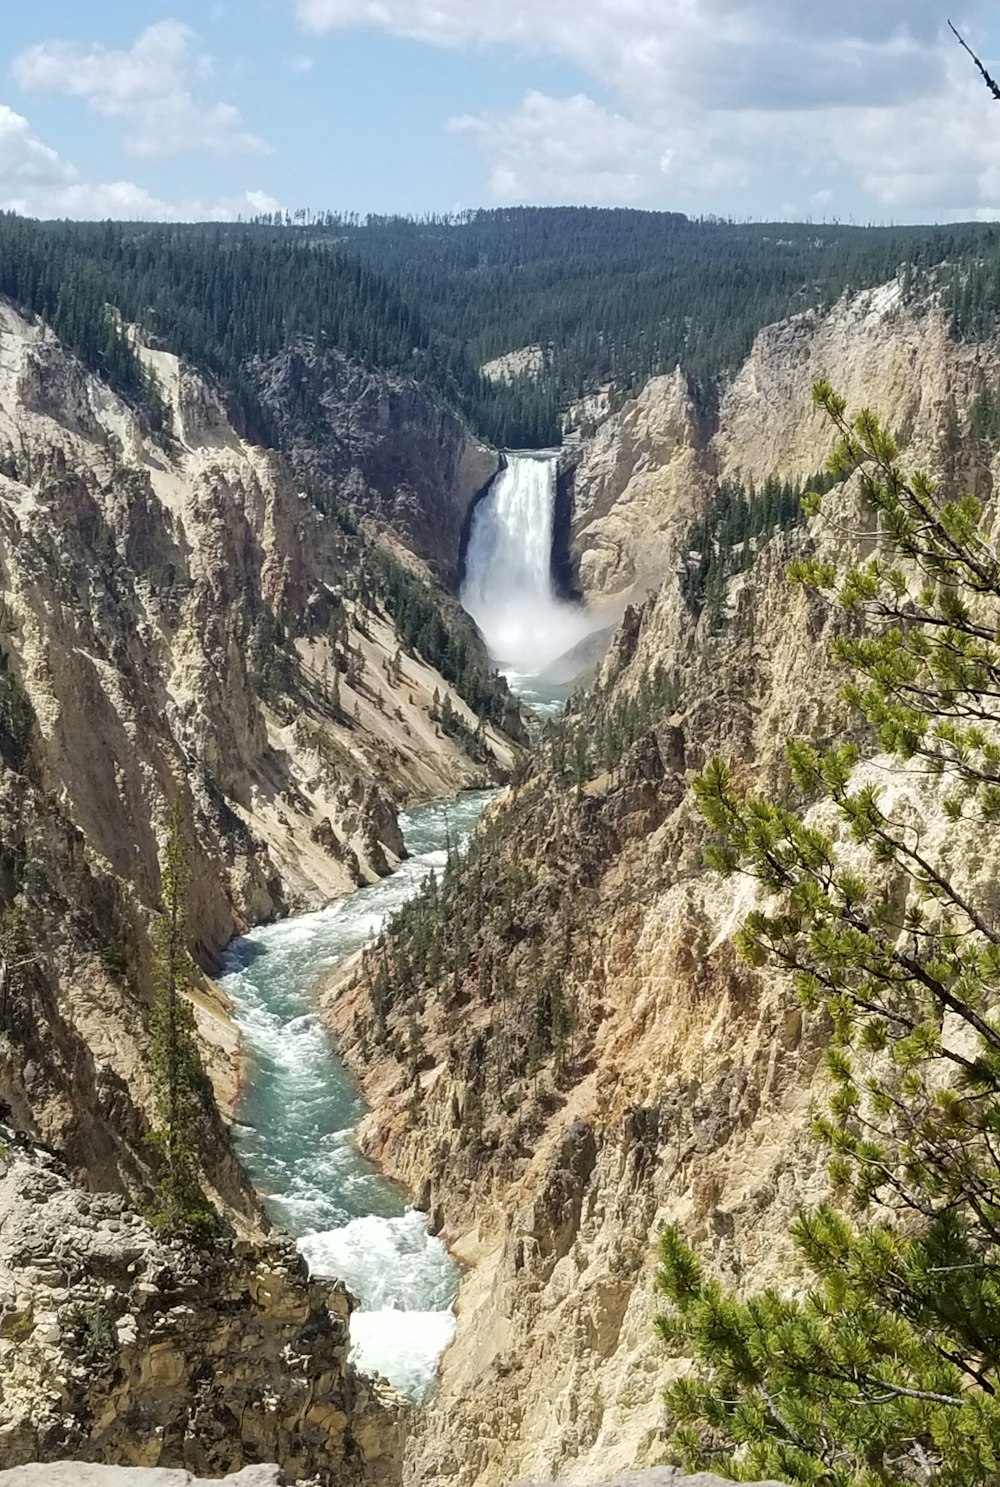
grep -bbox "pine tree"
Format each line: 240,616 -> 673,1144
147,799 -> 216,1243
656,382 -> 1000,1485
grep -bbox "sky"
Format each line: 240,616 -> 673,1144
2,2 -> 1000,223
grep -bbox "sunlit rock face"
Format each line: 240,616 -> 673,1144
0,1140 -> 404,1481
0,1466 -> 787,1485
570,281 -> 1000,603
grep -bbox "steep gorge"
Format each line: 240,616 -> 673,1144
0,300 -> 520,1476
3,259 -> 999,1486
318,281 -> 1000,1487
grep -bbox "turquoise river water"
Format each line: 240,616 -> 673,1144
219,791 -> 495,1403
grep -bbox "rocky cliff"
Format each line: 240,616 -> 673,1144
321,544 -> 841,1486
0,1465 -> 784,1486
317,281 -> 1000,1487
251,346 -> 500,585
570,282 -> 998,603
0,1132 -> 402,1480
568,369 -> 714,602
0,301 -> 524,1480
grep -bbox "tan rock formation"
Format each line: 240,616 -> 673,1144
0,1472 -> 283,1486
570,282 -> 1000,600
317,284 -> 1000,1487
0,1465 -> 785,1486
569,370 -> 712,603
0,1138 -> 403,1481
481,348 -> 547,385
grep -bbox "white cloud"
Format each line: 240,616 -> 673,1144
239,189 -> 283,216
289,0 -> 1000,215
451,92 -> 746,204
287,53 -> 315,73
0,103 -> 278,220
291,0 -> 952,110
451,94 -> 658,204
13,20 -> 269,159
730,49 -> 1000,215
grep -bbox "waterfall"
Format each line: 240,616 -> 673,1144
461,453 -> 598,678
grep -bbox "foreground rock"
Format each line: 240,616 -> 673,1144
0,1140 -> 403,1482
519,1477 -> 786,1487
0,1469 -> 282,1485
0,1469 -> 787,1486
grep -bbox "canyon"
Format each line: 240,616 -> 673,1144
0,264 -> 996,1486
0,299 -> 518,1476
320,283 -> 1000,1486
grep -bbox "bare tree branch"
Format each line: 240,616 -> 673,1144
950,19 -> 1000,103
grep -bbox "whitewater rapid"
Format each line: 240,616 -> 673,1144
461,452 -> 604,677
219,792 -> 494,1403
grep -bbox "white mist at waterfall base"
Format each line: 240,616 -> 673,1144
219,793 -> 494,1404
461,453 -> 606,677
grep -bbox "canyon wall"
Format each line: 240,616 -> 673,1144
320,282 -> 1000,1486
0,304 -> 516,1479
4,273 -> 995,1485
252,346 -> 500,585
0,300 -> 514,1194
570,283 -> 996,602
322,539 -> 843,1487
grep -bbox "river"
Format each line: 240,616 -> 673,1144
219,791 -> 495,1403
222,447 -> 591,1403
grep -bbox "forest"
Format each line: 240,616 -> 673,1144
323,209 -> 1000,407
3,207 -> 1000,456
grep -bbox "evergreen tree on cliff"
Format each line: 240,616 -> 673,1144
657,383 -> 1000,1484
148,799 -> 216,1242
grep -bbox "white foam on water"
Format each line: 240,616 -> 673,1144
300,1211 -> 460,1402
350,1309 -> 457,1406
501,668 -> 575,720
300,1211 -> 459,1312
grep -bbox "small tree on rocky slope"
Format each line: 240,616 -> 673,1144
657,383 -> 1000,1485
148,798 -> 216,1242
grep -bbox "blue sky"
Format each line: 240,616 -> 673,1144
2,1 -> 1000,222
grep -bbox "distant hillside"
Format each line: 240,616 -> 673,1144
295,207 -> 1000,410
5,208 -> 1000,452
0,213 -> 557,451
